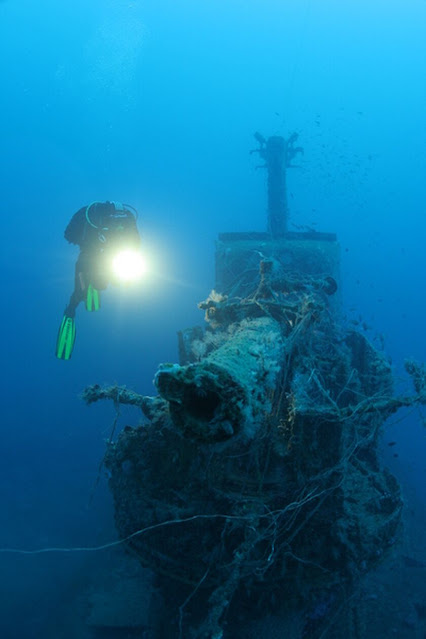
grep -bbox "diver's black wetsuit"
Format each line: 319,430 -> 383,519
64,201 -> 140,317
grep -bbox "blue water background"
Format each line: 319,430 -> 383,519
0,0 -> 425,636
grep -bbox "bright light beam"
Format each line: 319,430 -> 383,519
111,249 -> 148,283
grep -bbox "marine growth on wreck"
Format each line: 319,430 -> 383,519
84,134 -> 426,639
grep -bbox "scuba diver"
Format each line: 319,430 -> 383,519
55,200 -> 143,360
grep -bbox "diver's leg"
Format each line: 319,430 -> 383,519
65,258 -> 86,317
85,254 -> 103,311
55,258 -> 85,359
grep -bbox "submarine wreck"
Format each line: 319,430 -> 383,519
84,132 -> 426,638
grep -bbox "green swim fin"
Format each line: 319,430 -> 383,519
86,283 -> 101,312
55,315 -> 76,360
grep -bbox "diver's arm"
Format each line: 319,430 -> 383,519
64,206 -> 87,246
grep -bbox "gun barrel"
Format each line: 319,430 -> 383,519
155,317 -> 285,441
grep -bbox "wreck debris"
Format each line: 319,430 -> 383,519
83,135 -> 426,638
84,251 -> 425,637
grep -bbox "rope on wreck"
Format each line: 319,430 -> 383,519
0,507 -> 322,556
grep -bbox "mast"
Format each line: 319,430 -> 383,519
252,132 -> 303,236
